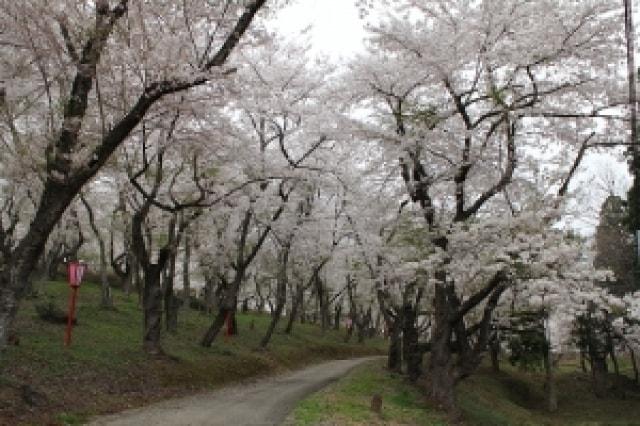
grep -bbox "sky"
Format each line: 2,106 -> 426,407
276,0 -> 366,60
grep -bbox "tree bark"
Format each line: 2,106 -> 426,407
334,302 -> 342,331
490,333 -> 500,373
402,303 -> 422,382
591,356 -> 608,398
143,264 -> 164,356
285,283 -> 303,335
163,217 -> 179,333
387,319 -> 402,373
261,243 -> 290,348
424,282 -> 457,411
182,229 -> 191,307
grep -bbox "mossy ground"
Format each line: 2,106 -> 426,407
0,281 -> 385,425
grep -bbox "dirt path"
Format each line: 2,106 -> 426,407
89,357 -> 379,426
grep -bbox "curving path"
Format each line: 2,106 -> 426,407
89,357 -> 380,426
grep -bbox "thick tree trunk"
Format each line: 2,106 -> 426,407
387,319 -> 402,373
402,303 -> 421,382
591,356 -> 608,398
143,265 -> 164,356
424,283 -> 457,411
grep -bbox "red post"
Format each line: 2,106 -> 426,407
64,261 -> 85,347
64,286 -> 79,346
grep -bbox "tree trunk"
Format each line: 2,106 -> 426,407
201,271 -> 243,346
260,245 -> 289,348
629,346 -> 639,384
402,303 -> 421,382
285,283 -> 303,335
163,218 -> 179,333
387,319 -> 402,373
201,307 -> 229,347
334,302 -> 341,331
0,285 -> 19,349
580,349 -> 588,372
490,334 -> 500,373
543,349 -> 558,412
143,264 -> 164,356
424,283 -> 457,411
591,356 -> 608,398
182,231 -> 191,307
80,194 -> 113,309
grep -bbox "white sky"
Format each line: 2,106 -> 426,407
276,0 -> 366,60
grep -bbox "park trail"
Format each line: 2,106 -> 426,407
89,356 -> 381,426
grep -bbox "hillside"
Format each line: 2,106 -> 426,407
0,281 -> 385,425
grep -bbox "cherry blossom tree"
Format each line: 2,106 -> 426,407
0,0 -> 272,349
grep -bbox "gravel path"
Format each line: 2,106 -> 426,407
88,357 -> 379,426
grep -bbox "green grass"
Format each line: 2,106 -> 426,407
288,358 -> 640,426
288,360 -> 448,425
457,364 -> 640,426
0,281 -> 385,425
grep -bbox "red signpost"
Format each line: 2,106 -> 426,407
64,261 -> 86,347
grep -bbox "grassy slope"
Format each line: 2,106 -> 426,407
0,281 -> 385,425
288,360 -> 448,426
288,360 -> 640,425
458,363 -> 640,426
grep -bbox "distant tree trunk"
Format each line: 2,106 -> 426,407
285,283 -> 303,335
164,216 -> 179,333
80,194 -> 113,309
182,229 -> 191,308
261,243 -> 290,348
629,346 -> 639,384
490,332 -> 500,373
356,307 -> 371,344
543,349 -> 558,412
580,349 -> 588,372
334,302 -> 342,331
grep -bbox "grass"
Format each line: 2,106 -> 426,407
0,280 -> 385,425
458,363 -> 640,425
287,358 -> 640,425
287,360 -> 448,425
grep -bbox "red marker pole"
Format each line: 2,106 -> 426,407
64,262 -> 85,347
